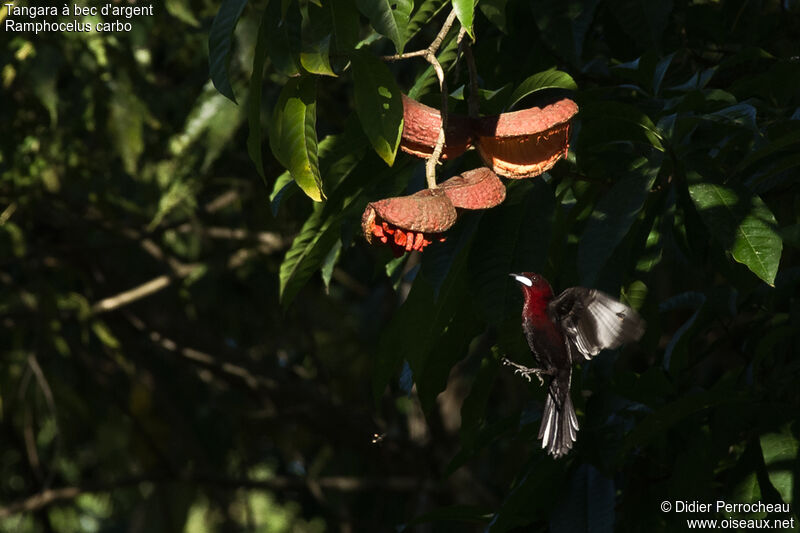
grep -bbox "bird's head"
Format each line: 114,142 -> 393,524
510,272 -> 554,300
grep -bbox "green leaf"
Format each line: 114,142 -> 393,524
321,238 -> 342,291
270,172 -> 297,215
300,2 -> 336,76
355,0 -> 413,53
507,69 -> 578,110
108,77 -> 145,176
659,291 -> 706,373
652,52 -> 675,96
279,146 -> 391,307
479,0 -> 508,33
760,427 -> 798,504
737,129 -> 800,173
247,7 -> 270,180
350,50 -> 404,166
452,0 -> 475,39
688,183 -> 782,286
407,0 -> 449,40
578,161 -> 658,286
421,212 -> 480,298
165,0 -> 200,27
29,46 -> 59,126
269,76 -> 324,202
208,0 -> 248,102
579,101 -> 665,151
372,249 -> 480,411
279,205 -> 340,305
265,0 -> 302,77
92,321 -> 120,349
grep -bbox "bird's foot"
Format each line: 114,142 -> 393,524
501,358 -> 546,386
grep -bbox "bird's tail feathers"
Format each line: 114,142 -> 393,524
538,379 -> 578,458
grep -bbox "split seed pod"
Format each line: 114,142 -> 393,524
400,95 -> 473,160
439,167 -> 506,210
475,98 -> 578,179
362,188 -> 457,255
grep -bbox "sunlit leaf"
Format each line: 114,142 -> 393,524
269,76 -> 324,201
407,0 -> 448,40
760,427 -> 798,504
452,0 -> 475,39
507,69 -> 578,110
350,49 -> 403,166
355,0 -> 413,53
301,1 -> 336,76
689,183 -> 782,286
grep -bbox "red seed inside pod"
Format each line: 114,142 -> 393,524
400,95 -> 474,161
439,167 -> 506,210
361,188 -> 458,255
475,98 -> 578,179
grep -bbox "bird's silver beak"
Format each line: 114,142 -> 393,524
509,273 -> 533,287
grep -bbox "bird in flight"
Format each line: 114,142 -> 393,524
507,272 -> 645,458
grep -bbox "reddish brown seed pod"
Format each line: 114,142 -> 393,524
362,188 -> 457,255
400,95 -> 473,160
474,98 -> 578,179
439,167 -> 506,210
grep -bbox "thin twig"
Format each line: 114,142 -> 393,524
125,313 -> 279,392
173,224 -> 285,251
424,55 -> 448,188
90,274 -> 179,315
381,10 -> 458,62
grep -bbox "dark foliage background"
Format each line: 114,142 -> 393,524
1,0 -> 799,531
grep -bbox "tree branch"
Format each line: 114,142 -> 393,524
90,273 -> 180,315
125,313 -> 279,392
382,10 -> 459,189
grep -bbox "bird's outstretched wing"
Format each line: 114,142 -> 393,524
547,287 -> 645,360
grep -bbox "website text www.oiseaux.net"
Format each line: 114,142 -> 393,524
660,500 -> 795,530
